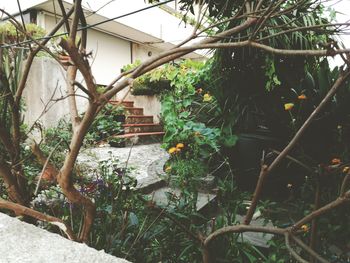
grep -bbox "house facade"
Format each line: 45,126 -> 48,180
4,0 -> 203,127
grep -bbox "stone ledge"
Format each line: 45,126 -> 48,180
0,213 -> 130,263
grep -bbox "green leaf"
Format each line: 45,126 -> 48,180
129,212 -> 139,226
221,134 -> 238,147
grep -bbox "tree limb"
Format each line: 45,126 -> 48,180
0,198 -> 76,241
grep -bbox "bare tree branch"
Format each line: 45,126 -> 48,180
285,233 -> 309,263
291,235 -> 330,263
0,198 -> 76,240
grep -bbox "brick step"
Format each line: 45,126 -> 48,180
126,115 -> 153,124
124,107 -> 144,115
123,123 -> 163,133
109,100 -> 134,107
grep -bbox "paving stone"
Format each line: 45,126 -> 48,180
0,213 -> 130,263
77,143 -> 168,190
150,187 -> 216,211
235,215 -> 274,248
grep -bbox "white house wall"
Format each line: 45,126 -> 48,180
42,13 -> 132,85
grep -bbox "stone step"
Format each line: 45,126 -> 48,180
115,131 -> 165,139
126,115 -> 153,124
149,187 -> 216,212
123,123 -> 163,133
114,132 -> 165,146
109,100 -> 134,108
124,107 -> 144,115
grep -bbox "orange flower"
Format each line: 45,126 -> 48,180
331,158 -> 341,165
168,147 -> 177,154
298,94 -> 307,100
301,224 -> 309,232
196,88 -> 203,94
176,143 -> 184,149
284,103 -> 294,111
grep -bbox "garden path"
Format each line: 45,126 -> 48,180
78,143 -> 168,192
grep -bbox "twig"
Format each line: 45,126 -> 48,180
291,235 -> 330,263
57,0 -> 70,32
244,164 -> 268,225
285,232 -> 309,263
340,171 -> 350,197
309,180 -> 321,262
16,0 -> 26,32
73,81 -> 94,99
271,149 -> 314,173
292,191 -> 350,231
34,139 -> 63,195
204,224 -> 285,248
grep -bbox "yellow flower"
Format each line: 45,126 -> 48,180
301,225 -> 309,232
165,166 -> 172,172
203,93 -> 212,102
298,94 -> 307,100
176,143 -> 184,149
168,147 -> 177,154
284,103 -> 294,111
343,166 -> 350,173
331,158 -> 341,165
176,148 -> 181,152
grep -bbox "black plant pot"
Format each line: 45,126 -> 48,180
229,131 -> 280,191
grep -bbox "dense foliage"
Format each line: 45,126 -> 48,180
1,1 -> 350,262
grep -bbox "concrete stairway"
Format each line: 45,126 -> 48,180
109,100 -> 164,144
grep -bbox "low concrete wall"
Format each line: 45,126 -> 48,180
0,213 -> 130,263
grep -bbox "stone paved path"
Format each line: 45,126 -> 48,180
78,143 -> 168,190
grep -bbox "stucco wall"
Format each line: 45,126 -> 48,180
24,57 -> 89,128
41,13 -> 132,85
